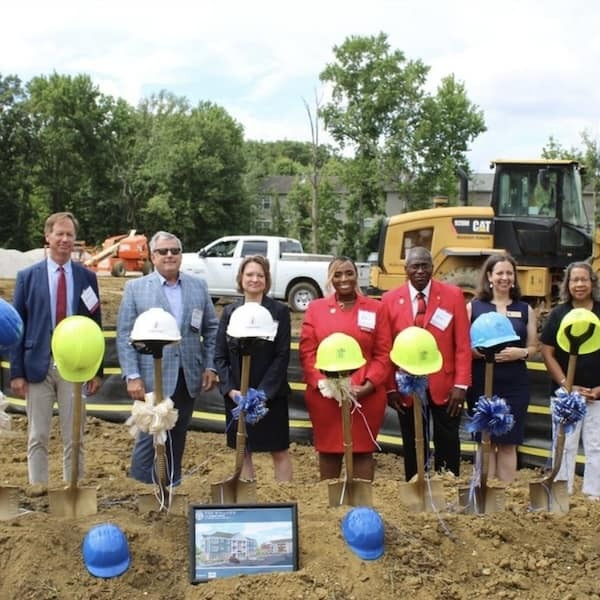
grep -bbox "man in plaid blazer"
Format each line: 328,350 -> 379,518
116,230 -> 218,485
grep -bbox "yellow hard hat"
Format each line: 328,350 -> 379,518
51,316 -> 105,382
557,308 -> 600,355
390,326 -> 443,375
315,332 -> 366,373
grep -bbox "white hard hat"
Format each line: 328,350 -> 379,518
227,302 -> 278,340
130,308 -> 181,344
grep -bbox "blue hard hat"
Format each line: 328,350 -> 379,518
0,298 -> 23,351
82,523 -> 130,578
341,507 -> 384,560
470,311 -> 520,350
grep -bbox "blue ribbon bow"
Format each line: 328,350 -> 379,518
232,388 -> 269,425
395,372 -> 428,397
466,395 -> 514,436
552,388 -> 587,434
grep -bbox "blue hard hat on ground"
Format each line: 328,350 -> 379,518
82,523 -> 130,578
341,506 -> 384,560
0,298 -> 23,352
470,311 -> 520,350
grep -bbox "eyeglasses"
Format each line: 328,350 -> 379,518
153,247 -> 181,256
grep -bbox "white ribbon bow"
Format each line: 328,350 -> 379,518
126,392 -> 179,444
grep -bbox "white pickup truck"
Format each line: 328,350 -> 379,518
180,235 -> 369,312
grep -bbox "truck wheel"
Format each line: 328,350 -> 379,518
111,261 -> 126,277
440,267 -> 479,301
141,260 -> 153,275
288,281 -> 319,312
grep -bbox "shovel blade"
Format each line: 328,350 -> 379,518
328,479 -> 373,507
210,476 -> 257,505
138,490 -> 188,514
398,479 -> 445,513
48,486 -> 97,517
458,485 -> 505,514
0,486 -> 19,521
529,479 -> 569,513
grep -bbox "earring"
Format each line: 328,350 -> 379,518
489,282 -> 493,289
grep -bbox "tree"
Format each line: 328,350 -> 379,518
0,74 -> 35,248
24,73 -> 123,243
320,32 -> 486,257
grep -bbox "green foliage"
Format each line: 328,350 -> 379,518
0,74 -> 35,248
320,33 -> 486,256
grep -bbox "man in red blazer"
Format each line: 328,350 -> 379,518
382,246 -> 471,480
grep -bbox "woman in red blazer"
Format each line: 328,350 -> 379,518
299,257 -> 392,481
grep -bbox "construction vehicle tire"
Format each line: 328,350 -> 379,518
111,261 -> 126,277
440,267 -> 478,301
141,260 -> 153,275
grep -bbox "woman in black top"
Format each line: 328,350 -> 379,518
540,261 -> 600,499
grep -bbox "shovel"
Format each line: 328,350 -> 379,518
458,356 -> 505,514
0,403 -> 19,520
529,321 -> 597,513
328,381 -> 373,507
0,483 -> 18,521
398,391 -> 444,512
49,384 -> 97,517
138,352 -> 187,514
211,354 -> 257,504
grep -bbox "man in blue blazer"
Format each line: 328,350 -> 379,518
10,212 -> 102,489
116,230 -> 218,485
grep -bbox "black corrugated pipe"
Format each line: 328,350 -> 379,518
455,166 -> 469,206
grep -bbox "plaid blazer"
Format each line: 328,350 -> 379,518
116,271 -> 218,398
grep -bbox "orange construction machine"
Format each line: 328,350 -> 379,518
84,230 -> 152,277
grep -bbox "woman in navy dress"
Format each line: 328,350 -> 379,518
466,254 -> 538,482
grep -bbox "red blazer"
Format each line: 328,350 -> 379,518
382,279 -> 471,406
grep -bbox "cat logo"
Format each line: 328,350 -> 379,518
472,219 -> 492,233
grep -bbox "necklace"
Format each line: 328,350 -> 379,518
337,297 -> 356,310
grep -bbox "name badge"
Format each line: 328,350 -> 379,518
81,286 -> 99,313
191,308 -> 203,332
430,307 -> 453,331
358,309 -> 376,331
506,310 -> 522,318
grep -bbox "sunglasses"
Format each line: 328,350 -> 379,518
153,247 -> 182,256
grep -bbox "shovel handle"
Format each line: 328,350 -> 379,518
341,391 -> 354,482
69,384 -> 84,490
234,355 -> 252,472
412,392 -> 425,485
544,355 -> 576,483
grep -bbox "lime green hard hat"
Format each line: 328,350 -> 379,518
315,332 -> 366,373
557,307 -> 600,355
390,326 -> 443,376
51,316 -> 105,382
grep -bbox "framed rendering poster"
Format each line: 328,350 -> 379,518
189,503 -> 299,583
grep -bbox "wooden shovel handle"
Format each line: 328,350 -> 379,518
341,392 -> 353,482
546,355 -> 576,482
69,384 -> 83,490
480,361 -> 494,489
234,355 -> 251,472
153,356 -> 167,486
412,392 -> 424,485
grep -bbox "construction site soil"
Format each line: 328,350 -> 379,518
0,276 -> 599,600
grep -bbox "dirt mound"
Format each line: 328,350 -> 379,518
1,414 -> 600,600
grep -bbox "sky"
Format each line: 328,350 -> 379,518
3,0 -> 600,173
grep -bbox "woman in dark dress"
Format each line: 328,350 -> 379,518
466,254 -> 538,482
215,255 -> 292,482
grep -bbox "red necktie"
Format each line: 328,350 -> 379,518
56,266 -> 67,325
414,292 -> 426,327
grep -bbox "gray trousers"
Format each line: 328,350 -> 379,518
25,366 -> 85,484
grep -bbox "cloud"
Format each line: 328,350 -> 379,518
2,0 -> 599,171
